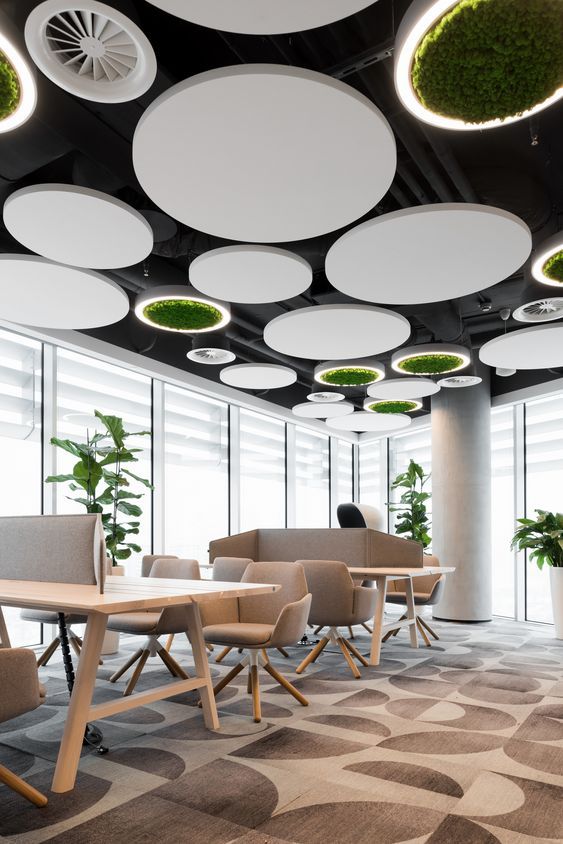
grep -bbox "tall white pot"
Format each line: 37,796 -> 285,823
550,567 -> 563,640
101,564 -> 125,655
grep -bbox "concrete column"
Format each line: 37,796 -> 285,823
431,366 -> 492,621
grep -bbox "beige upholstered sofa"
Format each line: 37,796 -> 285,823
209,528 -> 423,569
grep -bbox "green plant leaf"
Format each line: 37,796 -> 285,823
50,437 -> 81,457
117,501 -> 142,516
122,469 -> 153,489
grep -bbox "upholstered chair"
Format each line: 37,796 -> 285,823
20,609 -> 94,668
141,554 -> 178,578
383,553 -> 445,646
201,561 -> 311,722
296,560 -> 377,679
0,648 -> 47,806
107,558 -> 200,695
209,557 -> 254,663
336,502 -> 384,531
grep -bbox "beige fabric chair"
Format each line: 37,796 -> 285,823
209,557 -> 254,664
383,554 -> 445,646
296,560 -> 378,679
107,558 -> 200,695
19,610 -> 94,668
0,648 -> 47,807
141,554 -> 178,578
201,561 -> 311,722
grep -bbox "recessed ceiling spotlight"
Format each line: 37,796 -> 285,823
531,231 -> 563,287
314,358 -> 385,387
437,375 -> 483,388
391,343 -> 470,376
0,24 -> 37,132
135,285 -> 230,333
394,0 -> 563,131
363,398 -> 423,413
187,334 -> 236,365
513,298 -> 563,324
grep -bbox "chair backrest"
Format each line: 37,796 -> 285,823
212,557 -> 253,582
337,502 -> 383,531
142,554 -> 178,577
297,560 -> 355,622
239,561 -> 307,625
0,514 -> 104,585
150,558 -> 200,580
388,553 -> 443,601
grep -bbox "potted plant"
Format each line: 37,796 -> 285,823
511,510 -> 563,638
388,459 -> 431,549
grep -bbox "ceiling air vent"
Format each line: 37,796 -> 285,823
25,1 -> 157,103
437,375 -> 483,389
513,298 -> 563,324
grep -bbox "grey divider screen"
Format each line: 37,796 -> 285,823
0,514 -> 105,590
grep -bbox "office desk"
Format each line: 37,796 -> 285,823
0,575 -> 278,793
348,567 -> 455,665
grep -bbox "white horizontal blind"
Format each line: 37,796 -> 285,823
331,438 -> 353,526
491,406 -> 516,617
239,408 -> 286,530
359,439 -> 384,516
295,426 -> 329,527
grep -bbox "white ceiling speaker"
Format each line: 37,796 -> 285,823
3,184 -> 154,269
133,65 -> 396,243
367,377 -> 440,400
480,324 -> 563,370
186,335 -> 236,365
326,411 -> 411,433
496,368 -> 516,378
292,401 -> 355,419
144,0 -> 379,34
264,304 -> 410,360
220,363 -> 297,390
134,285 -> 230,333
437,375 -> 483,388
25,0 -> 157,103
391,343 -> 471,376
189,245 -> 312,304
513,298 -> 563,324
531,231 -> 563,287
0,254 -> 129,328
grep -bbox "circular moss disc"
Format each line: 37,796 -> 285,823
367,400 -> 419,413
319,367 -> 381,386
543,250 -> 563,283
398,354 -> 465,375
143,299 -> 223,330
412,0 -> 563,124
0,50 -> 21,121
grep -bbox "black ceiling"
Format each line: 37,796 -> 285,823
2,0 -> 563,412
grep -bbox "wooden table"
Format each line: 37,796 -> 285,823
348,567 -> 455,665
0,575 -> 278,793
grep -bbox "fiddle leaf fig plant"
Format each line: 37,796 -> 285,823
511,510 -> 563,569
46,410 -> 153,565
389,459 -> 431,549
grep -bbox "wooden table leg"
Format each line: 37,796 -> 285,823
0,607 -> 11,648
185,601 -> 219,731
405,578 -> 419,649
51,612 -> 107,793
369,576 -> 387,666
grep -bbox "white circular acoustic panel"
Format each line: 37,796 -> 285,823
25,0 -> 157,103
292,401 -> 354,419
145,0 -> 378,34
264,305 -> 410,361
133,65 -> 396,243
4,185 -> 154,269
190,245 -> 312,304
0,255 -> 129,328
220,363 -> 297,390
326,411 -> 411,433
513,298 -> 563,324
367,377 -> 440,400
480,325 -> 563,370
437,375 -> 483,388
326,204 -> 531,305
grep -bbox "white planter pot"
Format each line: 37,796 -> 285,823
101,564 -> 125,655
550,567 -> 563,640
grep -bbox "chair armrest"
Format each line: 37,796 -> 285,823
0,648 -> 43,723
352,585 -> 377,623
269,594 -> 312,649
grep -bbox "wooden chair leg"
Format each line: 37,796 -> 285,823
250,664 -> 261,723
157,646 -> 190,679
416,618 -> 432,647
313,625 -> 323,635
68,635 -> 81,660
343,637 -> 369,667
36,636 -> 60,668
382,613 -> 407,642
262,658 -> 308,706
214,646 -> 232,663
347,626 -> 355,640
419,615 -> 440,640
295,636 -> 329,674
206,643 -> 214,652
0,763 -> 48,807
336,636 -> 361,679
361,622 -> 373,634
247,668 -> 252,694
165,633 -> 174,652
276,647 -> 289,658
212,660 -> 246,697
109,647 -> 143,683
124,649 -> 150,696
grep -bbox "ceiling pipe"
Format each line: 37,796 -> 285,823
418,126 -> 480,204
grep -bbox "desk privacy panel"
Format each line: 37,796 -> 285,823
0,514 -> 104,584
209,528 -> 423,568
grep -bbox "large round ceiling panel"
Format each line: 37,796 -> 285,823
190,246 -> 312,304
220,363 -> 297,389
145,0 -> 378,34
367,377 -> 440,400
3,185 -> 154,269
326,411 -> 411,433
326,204 -> 532,305
0,255 -> 129,328
292,401 -> 354,419
264,305 -> 410,360
133,65 -> 396,243
479,325 -> 563,370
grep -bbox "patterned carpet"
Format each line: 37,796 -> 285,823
1,617 -> 563,844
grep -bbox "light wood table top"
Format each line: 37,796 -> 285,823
348,566 -> 454,578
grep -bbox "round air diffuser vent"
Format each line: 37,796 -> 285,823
437,375 -> 483,389
187,334 -> 235,365
25,0 -> 156,103
513,298 -> 563,323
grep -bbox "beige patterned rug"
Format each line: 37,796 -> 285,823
1,617 -> 563,843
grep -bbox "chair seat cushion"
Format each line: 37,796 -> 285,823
203,623 -> 274,646
106,612 -> 160,634
386,592 -> 430,606
20,610 -> 87,625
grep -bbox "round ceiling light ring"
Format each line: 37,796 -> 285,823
134,285 -> 230,333
391,343 -> 471,376
314,358 -> 385,387
363,398 -> 423,413
531,231 -> 563,287
0,23 -> 37,132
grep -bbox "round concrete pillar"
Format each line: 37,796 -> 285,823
431,368 -> 492,621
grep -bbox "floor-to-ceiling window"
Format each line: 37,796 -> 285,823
491,406 -> 516,617
163,384 -> 229,563
359,439 -> 385,527
239,409 -> 286,531
295,426 -> 330,528
0,328 -> 42,645
331,438 -> 353,526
